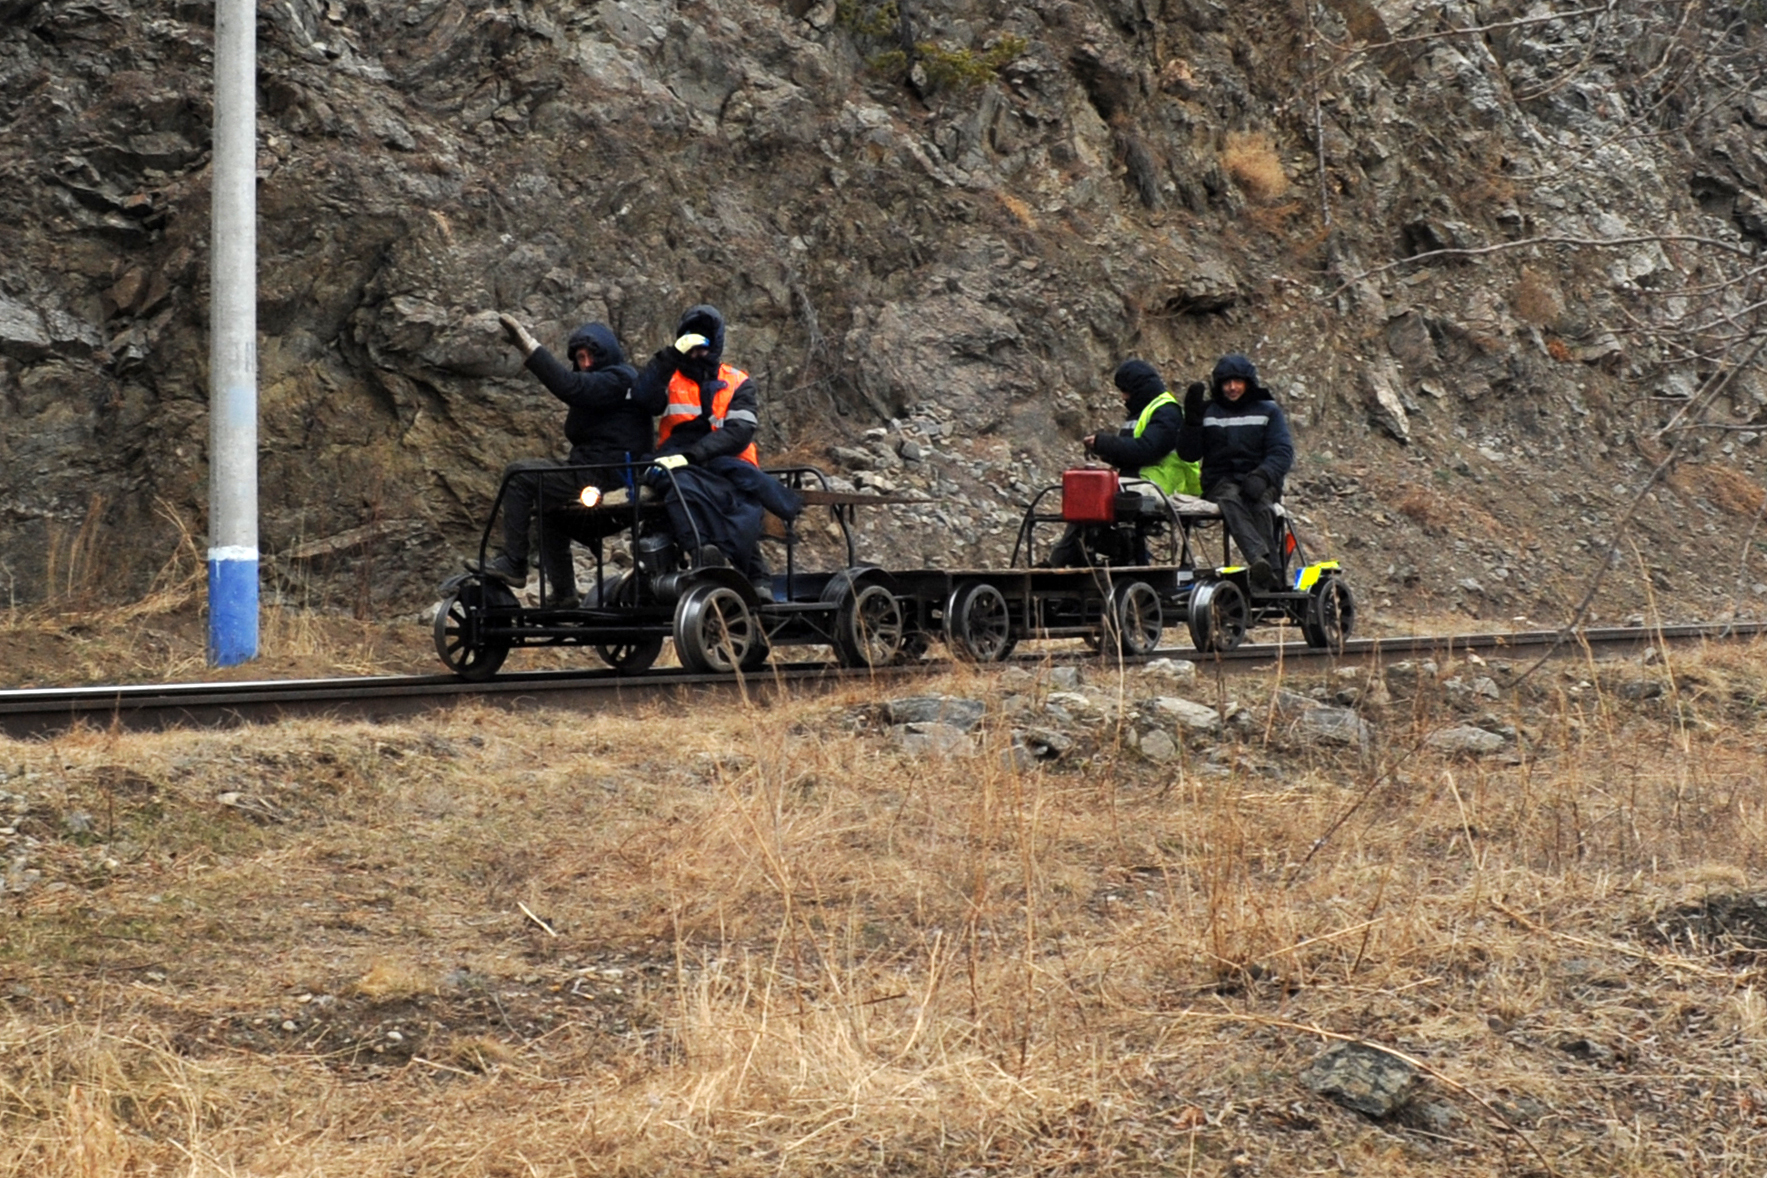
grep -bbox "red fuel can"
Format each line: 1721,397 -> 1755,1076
1061,468 -> 1120,523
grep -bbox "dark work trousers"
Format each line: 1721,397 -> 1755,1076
500,459 -> 611,603
1209,480 -> 1277,568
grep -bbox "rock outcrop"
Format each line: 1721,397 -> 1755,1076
2,1 -> 1764,622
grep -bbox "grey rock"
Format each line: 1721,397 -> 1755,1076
1271,688 -> 1321,717
893,722 -> 975,757
1147,696 -> 1222,734
1364,358 -> 1411,444
1427,725 -> 1507,755
1298,706 -> 1372,748
1133,728 -> 1177,762
1556,1036 -> 1616,1066
0,296 -> 50,361
1142,658 -> 1198,681
1299,1043 -> 1420,1118
1616,679 -> 1664,700
1013,727 -> 1072,760
883,696 -> 986,731
1047,666 -> 1081,690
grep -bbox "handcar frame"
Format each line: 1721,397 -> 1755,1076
434,461 -> 917,679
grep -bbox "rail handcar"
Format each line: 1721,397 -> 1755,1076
434,463 -> 914,679
434,461 -> 1353,680
894,468 -> 1353,661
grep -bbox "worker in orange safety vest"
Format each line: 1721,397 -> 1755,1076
635,303 -> 759,469
634,305 -> 797,596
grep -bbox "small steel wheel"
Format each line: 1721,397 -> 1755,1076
833,583 -> 905,669
1187,578 -> 1249,653
584,572 -> 665,675
434,578 -> 516,680
945,580 -> 1015,662
1101,580 -> 1163,657
673,583 -> 761,674
1302,575 -> 1356,653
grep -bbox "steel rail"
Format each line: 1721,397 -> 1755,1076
2,621 -> 1762,738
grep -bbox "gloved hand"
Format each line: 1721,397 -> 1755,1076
674,332 -> 710,354
1240,471 -> 1271,502
498,313 -> 540,357
652,453 -> 690,472
1184,381 -> 1207,426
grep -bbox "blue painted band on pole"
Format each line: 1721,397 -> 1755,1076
207,549 -> 258,667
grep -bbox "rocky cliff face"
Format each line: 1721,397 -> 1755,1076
3,0 -> 1765,624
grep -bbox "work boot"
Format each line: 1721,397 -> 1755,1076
475,552 -> 528,586
1248,557 -> 1275,592
542,559 -> 577,604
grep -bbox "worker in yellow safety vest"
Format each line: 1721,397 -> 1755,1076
1083,359 -> 1200,496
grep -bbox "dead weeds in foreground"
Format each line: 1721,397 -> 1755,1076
6,650 -> 1767,1175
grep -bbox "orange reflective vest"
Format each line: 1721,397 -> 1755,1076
659,364 -> 758,466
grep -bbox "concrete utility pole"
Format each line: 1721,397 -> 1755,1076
208,0 -> 258,666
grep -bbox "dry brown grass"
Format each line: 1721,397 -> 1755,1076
1222,130 -> 1289,202
1392,482 -> 1509,542
1672,462 -> 1767,518
995,190 -> 1038,230
5,646 -> 1767,1174
1512,267 -> 1564,327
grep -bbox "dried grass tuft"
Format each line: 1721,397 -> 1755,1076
996,190 -> 1038,229
1674,462 -> 1766,517
1512,266 -> 1564,326
1222,130 -> 1289,201
352,959 -> 434,1002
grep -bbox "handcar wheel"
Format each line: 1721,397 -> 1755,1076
833,583 -> 905,669
1102,580 -> 1163,657
945,581 -> 1015,662
1302,575 -> 1356,653
586,572 -> 665,675
673,584 -> 760,674
1187,578 -> 1249,653
434,579 -> 515,680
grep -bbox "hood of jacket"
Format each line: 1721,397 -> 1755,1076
675,304 -> 727,380
1210,353 -> 1272,403
1113,359 -> 1168,416
565,322 -> 626,370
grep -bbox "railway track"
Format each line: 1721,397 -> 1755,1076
2,621 -> 1762,739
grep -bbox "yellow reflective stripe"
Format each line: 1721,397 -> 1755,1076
1294,560 -> 1341,592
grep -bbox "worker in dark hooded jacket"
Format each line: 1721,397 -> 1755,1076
1176,353 -> 1295,590
634,304 -> 799,595
1045,359 -> 1200,567
481,316 -> 659,600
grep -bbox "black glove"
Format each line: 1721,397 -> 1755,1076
650,346 -> 681,373
1184,381 -> 1207,426
1240,471 -> 1271,502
